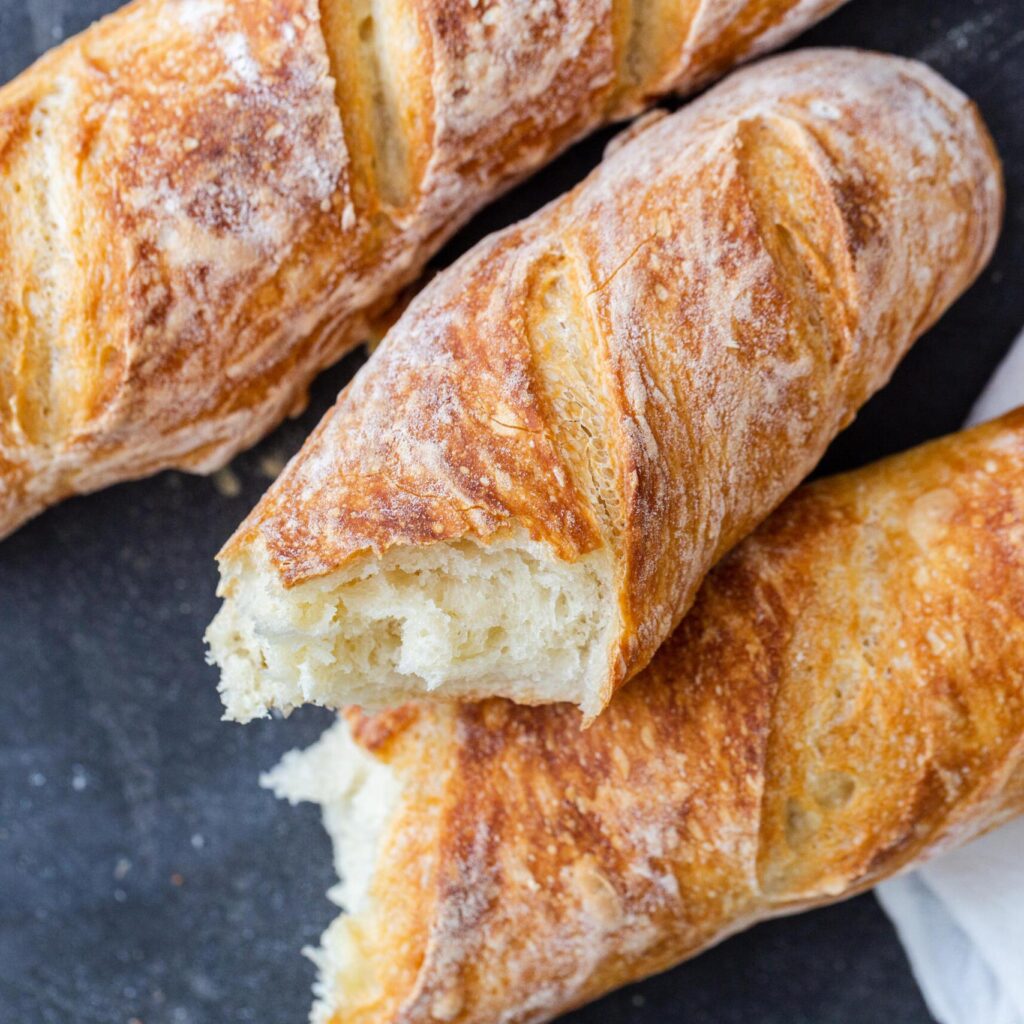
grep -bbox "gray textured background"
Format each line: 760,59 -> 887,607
2,1 -> 1023,1022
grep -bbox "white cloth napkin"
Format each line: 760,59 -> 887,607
876,328 -> 1024,1024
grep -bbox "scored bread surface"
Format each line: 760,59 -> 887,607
213,50 -> 1003,719
276,408 -> 1024,1024
0,0 -> 849,537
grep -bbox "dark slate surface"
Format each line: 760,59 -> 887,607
1,1 -> 1022,1022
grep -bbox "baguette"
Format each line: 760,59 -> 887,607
209,50 -> 1003,722
267,407 -> 1024,1024
0,0 -> 848,539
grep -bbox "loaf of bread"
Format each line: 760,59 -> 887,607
209,50 -> 1003,722
267,407 -> 1024,1024
0,0 -> 849,539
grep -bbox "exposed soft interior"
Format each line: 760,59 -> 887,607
209,528 -> 615,722
262,718 -> 401,1023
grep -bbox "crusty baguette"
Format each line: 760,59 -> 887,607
0,0 -> 848,539
209,50 -> 1003,722
266,407 -> 1024,1024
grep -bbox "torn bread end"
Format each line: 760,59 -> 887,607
263,717 -> 403,1023
210,528 -> 617,721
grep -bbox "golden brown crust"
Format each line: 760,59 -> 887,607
338,408 -> 1024,1024
223,50 -> 1003,711
0,0 -> 352,533
0,0 -> 848,538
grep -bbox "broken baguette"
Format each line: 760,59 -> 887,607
210,50 -> 1003,720
268,406 -> 1024,1024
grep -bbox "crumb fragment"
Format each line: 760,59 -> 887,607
213,467 -> 242,498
